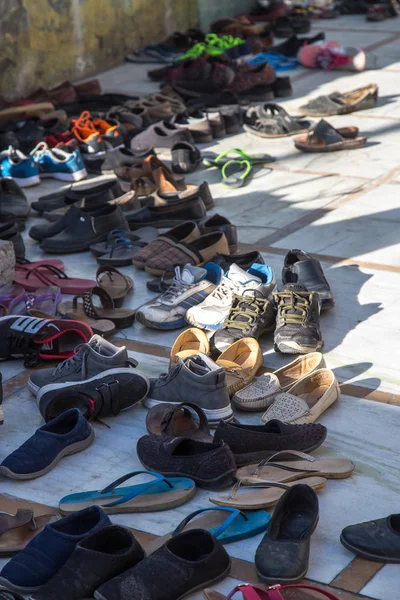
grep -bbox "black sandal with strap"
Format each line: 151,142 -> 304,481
244,103 -> 313,138
294,119 -> 367,153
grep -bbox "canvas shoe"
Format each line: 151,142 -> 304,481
0,146 -> 40,187
135,263 -> 222,330
143,352 -> 233,425
31,142 -> 87,182
273,283 -> 323,354
186,263 -> 275,331
28,335 -> 135,396
0,316 -> 92,367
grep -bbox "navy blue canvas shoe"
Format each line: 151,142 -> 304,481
0,506 -> 110,594
0,408 -> 94,479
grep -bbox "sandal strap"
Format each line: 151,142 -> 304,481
25,265 -> 68,286
0,509 -> 36,538
99,470 -> 174,507
173,507 -> 247,539
308,119 -> 344,145
228,479 -> 290,499
161,402 -> 210,437
73,287 -> 114,318
253,450 -> 317,475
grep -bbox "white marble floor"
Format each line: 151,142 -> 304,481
2,13 -> 400,600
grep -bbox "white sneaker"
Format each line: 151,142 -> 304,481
186,263 -> 275,331
135,263 -> 222,329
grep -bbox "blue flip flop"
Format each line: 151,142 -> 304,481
59,471 -> 196,515
146,507 -> 271,553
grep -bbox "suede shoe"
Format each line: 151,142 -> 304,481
40,204 -> 129,253
0,408 -> 94,479
0,178 -> 29,222
213,419 -> 327,466
0,506 -> 111,594
31,525 -> 145,600
341,514 -> 400,562
126,196 -> 206,229
255,484 -> 319,583
282,249 -> 334,310
95,530 -> 230,600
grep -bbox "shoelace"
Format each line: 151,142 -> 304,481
209,277 -> 236,304
157,267 -> 194,305
29,141 -> 49,158
225,293 -> 270,332
51,344 -> 87,377
275,291 -> 311,325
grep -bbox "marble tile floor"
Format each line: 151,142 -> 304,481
2,13 -> 400,600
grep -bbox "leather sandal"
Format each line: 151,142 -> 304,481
58,287 -> 135,329
0,509 -> 59,556
96,266 -> 133,308
294,119 -> 367,152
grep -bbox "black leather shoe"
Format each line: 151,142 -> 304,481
282,249 -> 334,310
200,214 -> 237,253
0,178 -> 29,222
213,251 -> 265,272
255,484 -> 319,584
39,205 -> 129,254
341,515 -> 400,562
0,222 -> 25,259
126,196 -> 206,229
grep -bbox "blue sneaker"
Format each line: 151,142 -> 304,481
0,408 -> 94,479
0,146 -> 40,187
31,142 -> 87,182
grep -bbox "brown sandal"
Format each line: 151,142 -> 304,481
146,402 -> 213,442
0,509 -> 59,556
295,119 -> 366,152
96,266 -> 133,308
59,287 -> 135,329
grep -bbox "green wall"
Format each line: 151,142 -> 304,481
197,0 -> 255,29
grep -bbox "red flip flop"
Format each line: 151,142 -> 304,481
14,265 -> 96,294
16,259 -> 65,271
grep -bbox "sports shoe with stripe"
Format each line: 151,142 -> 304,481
0,316 -> 92,366
135,263 -> 222,330
186,262 -> 275,331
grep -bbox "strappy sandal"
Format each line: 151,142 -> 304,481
58,286 -> 135,328
244,103 -> 313,138
204,582 -> 341,600
236,450 -> 355,483
295,119 -> 367,152
202,148 -> 274,168
146,506 -> 271,553
22,286 -> 61,315
146,402 -> 213,441
13,264 -> 95,294
0,509 -> 59,556
96,266 -> 133,307
15,258 -> 65,271
0,284 -> 26,314
96,237 -> 145,267
209,478 -> 327,510
59,471 -> 196,514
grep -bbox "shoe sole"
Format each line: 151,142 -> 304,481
135,311 -> 187,330
339,534 -> 400,563
27,378 -> 40,396
274,340 -> 323,354
256,565 -> 309,586
143,397 -> 234,427
0,578 -> 40,595
94,561 -> 231,600
185,310 -> 225,332
233,434 -> 327,467
12,175 -> 41,188
39,168 -> 87,182
37,368 -> 151,413
0,429 -> 95,480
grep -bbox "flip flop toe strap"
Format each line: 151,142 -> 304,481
229,480 -> 290,498
99,470 -> 174,507
253,450 -> 318,476
173,507 -> 247,539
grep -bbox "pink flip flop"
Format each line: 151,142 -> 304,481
14,265 -> 96,294
16,259 -> 65,271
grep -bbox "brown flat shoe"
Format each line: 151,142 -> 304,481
146,402 -> 213,442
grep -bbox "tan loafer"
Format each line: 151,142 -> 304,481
217,338 -> 263,397
261,368 -> 340,424
170,328 -> 210,367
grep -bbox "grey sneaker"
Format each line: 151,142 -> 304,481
28,335 -> 135,396
143,353 -> 233,425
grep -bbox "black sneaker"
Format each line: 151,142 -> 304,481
37,368 -> 150,422
0,178 -> 29,222
274,283 -> 323,354
210,289 -> 276,355
282,249 -> 334,310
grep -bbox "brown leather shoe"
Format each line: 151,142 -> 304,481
132,221 -> 200,268
227,63 -> 276,93
145,231 -> 230,275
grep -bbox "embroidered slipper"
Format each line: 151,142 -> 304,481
0,510 -> 59,556
59,471 -> 196,514
202,148 -> 274,168
236,451 -> 355,483
209,478 -> 327,510
96,266 -> 133,308
145,507 -> 271,553
294,119 -> 367,152
14,265 -> 95,294
58,287 -> 135,328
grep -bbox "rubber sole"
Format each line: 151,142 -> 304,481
0,577 -> 41,595
256,565 -> 308,585
27,378 -> 40,396
143,397 -> 234,426
274,339 -> 323,355
135,311 -> 186,331
138,459 -> 236,491
339,534 -> 400,562
39,168 -> 87,182
0,429 -> 94,480
185,310 -> 225,332
233,435 -> 327,467
13,175 -> 41,188
94,561 -> 231,600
